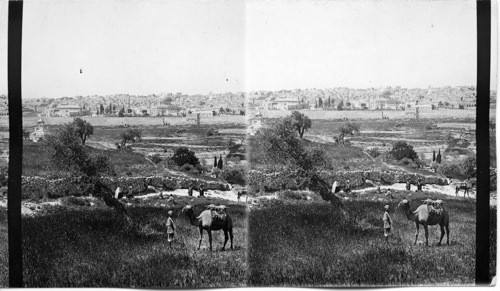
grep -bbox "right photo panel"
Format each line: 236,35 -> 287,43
246,0 -> 496,286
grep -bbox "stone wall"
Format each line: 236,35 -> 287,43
248,169 -> 449,193
22,175 -> 231,200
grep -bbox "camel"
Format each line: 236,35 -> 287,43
398,199 -> 450,246
181,205 -> 233,251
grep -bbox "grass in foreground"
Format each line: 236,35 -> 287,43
248,190 -> 484,286
22,196 -> 247,287
0,209 -> 7,287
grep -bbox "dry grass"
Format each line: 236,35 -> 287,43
248,190 -> 490,286
22,196 -> 248,287
0,209 -> 8,287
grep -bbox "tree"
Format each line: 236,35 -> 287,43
256,118 -> 327,171
100,104 -> 105,114
286,111 -> 312,139
118,107 -> 125,117
73,117 -> 94,145
119,128 -> 142,147
214,156 -> 218,168
217,154 -> 223,169
46,124 -> 131,218
463,154 -> 476,178
436,149 -> 442,163
318,97 -> 323,108
389,141 -> 418,161
337,122 -> 360,145
171,147 -> 199,166
432,150 -> 436,162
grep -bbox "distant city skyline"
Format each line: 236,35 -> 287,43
0,0 -> 497,99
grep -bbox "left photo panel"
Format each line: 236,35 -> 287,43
4,0 -> 248,287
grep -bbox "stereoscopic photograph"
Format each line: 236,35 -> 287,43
0,0 -> 496,288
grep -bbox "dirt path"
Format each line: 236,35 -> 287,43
135,188 -> 246,202
352,183 -> 476,198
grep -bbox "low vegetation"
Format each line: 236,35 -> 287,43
22,196 -> 248,287
249,190 -> 489,286
0,209 -> 7,288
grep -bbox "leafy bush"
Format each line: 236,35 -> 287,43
170,147 -> 199,166
278,190 -> 308,200
368,148 -> 381,158
181,163 -> 202,174
389,141 -> 418,161
62,196 -> 91,207
438,162 -> 466,179
220,168 -> 246,186
150,154 -> 162,164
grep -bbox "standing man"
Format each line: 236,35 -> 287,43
199,184 -> 205,197
166,210 -> 175,248
382,205 -> 392,243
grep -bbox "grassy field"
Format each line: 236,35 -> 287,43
22,196 -> 248,287
22,141 -> 163,177
248,190 -> 491,286
0,209 -> 8,287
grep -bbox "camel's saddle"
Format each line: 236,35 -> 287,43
206,204 -> 229,221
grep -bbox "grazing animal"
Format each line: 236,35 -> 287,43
181,205 -> 233,251
398,199 -> 450,246
455,182 -> 471,198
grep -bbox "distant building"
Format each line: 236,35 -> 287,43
265,96 -> 309,110
50,104 -> 90,117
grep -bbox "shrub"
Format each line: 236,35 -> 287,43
438,162 -> 465,179
181,163 -> 201,174
220,168 -> 246,186
62,196 -> 91,207
389,141 -> 418,161
278,190 -> 307,200
368,148 -> 381,158
170,147 -> 199,167
150,154 -> 162,164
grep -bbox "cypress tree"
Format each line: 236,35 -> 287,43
436,149 -> 442,163
213,156 -> 217,168
432,150 -> 436,162
217,155 -> 223,169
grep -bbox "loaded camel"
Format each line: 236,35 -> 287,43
181,204 -> 233,251
398,198 -> 450,246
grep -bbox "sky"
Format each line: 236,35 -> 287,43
0,0 -> 497,99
